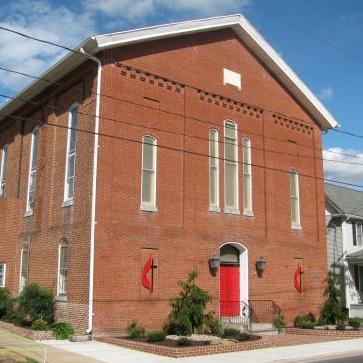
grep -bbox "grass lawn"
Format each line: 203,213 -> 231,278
0,346 -> 39,362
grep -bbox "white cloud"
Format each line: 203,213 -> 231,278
323,147 -> 363,187
0,0 -> 95,92
83,0 -> 251,22
318,86 -> 333,101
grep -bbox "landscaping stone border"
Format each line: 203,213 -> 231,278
95,336 -> 273,358
286,327 -> 363,338
0,321 -> 54,340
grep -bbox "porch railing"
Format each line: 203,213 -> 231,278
248,300 -> 281,323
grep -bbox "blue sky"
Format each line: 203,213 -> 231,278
1,0 -> 363,186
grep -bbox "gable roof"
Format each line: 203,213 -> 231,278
325,182 -> 363,218
0,14 -> 338,130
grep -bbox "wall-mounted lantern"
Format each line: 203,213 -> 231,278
256,257 -> 266,276
209,255 -> 220,270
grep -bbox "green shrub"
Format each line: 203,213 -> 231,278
294,314 -> 315,328
320,273 -> 344,325
2,311 -> 26,326
300,321 -> 316,329
348,318 -> 362,329
164,269 -> 212,336
146,331 -> 166,342
0,288 -> 13,318
336,322 -> 346,331
177,337 -> 191,346
32,318 -> 49,331
18,284 -> 55,324
237,332 -> 250,341
51,322 -> 74,340
126,320 -> 145,338
223,327 -> 240,337
204,312 -> 222,335
273,315 -> 286,329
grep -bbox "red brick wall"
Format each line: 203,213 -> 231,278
92,29 -> 327,332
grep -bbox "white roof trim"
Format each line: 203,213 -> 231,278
0,14 -> 338,130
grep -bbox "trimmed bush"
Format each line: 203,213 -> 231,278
300,321 -> 316,329
18,284 -> 55,324
51,322 -> 74,340
348,318 -> 362,329
2,311 -> 26,326
32,318 -> 49,331
147,331 -> 166,342
294,314 -> 315,328
223,327 -> 240,337
165,269 -> 212,336
0,288 -> 13,318
126,320 -> 145,338
273,315 -> 286,329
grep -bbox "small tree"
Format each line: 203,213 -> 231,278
320,273 -> 343,325
165,269 -> 212,336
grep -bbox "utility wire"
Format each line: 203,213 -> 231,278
2,111 -> 363,190
1,91 -> 362,167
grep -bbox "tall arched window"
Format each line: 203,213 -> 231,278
224,120 -> 239,213
0,144 -> 8,198
140,136 -> 157,212
242,138 -> 252,215
209,129 -> 219,211
26,127 -> 40,213
58,240 -> 69,296
290,170 -> 301,228
64,103 -> 78,204
19,245 -> 29,292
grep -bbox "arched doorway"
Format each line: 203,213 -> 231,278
219,243 -> 248,317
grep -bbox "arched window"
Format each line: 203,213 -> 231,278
220,244 -> 240,266
290,170 -> 301,227
224,120 -> 239,213
26,127 -> 40,213
242,138 -> 252,215
140,136 -> 157,212
64,103 -> 78,203
19,245 -> 29,292
0,144 -> 8,198
209,129 -> 219,211
58,240 -> 69,295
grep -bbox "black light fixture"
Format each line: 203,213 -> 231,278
256,257 -> 267,275
209,255 -> 220,270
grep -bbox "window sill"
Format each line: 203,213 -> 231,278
224,208 -> 240,215
291,224 -> 302,230
62,199 -> 74,208
24,210 -> 33,217
243,210 -> 254,217
56,294 -> 68,302
209,206 -> 221,213
140,204 -> 158,213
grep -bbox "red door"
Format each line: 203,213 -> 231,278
220,266 -> 240,316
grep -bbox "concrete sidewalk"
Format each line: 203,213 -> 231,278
0,328 -> 102,363
42,337 -> 363,363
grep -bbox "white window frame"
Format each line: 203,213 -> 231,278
25,127 -> 40,214
19,246 -> 29,292
209,129 -> 220,212
354,265 -> 363,294
140,135 -> 157,212
63,103 -> 78,206
290,170 -> 301,229
242,137 -> 253,216
57,240 -> 69,297
224,120 -> 239,214
353,222 -> 363,247
0,262 -> 6,287
0,144 -> 8,198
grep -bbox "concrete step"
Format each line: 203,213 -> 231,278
250,323 -> 279,335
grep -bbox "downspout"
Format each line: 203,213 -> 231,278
80,47 -> 102,334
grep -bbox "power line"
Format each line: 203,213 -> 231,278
2,111 -> 363,190
1,91 -> 362,167
255,4 -> 363,67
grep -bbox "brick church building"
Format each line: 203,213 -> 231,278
0,15 -> 338,334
